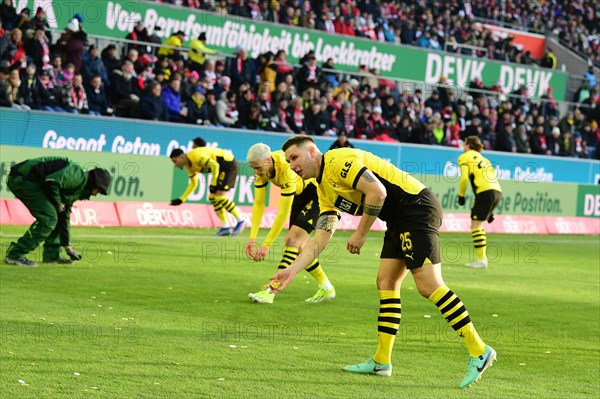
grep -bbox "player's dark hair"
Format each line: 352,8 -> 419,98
464,136 -> 484,152
192,137 -> 206,148
170,148 -> 184,158
282,135 -> 315,152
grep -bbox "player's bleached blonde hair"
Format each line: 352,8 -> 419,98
247,143 -> 272,163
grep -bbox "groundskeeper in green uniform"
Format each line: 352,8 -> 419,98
4,157 -> 111,267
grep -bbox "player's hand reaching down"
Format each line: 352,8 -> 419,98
244,240 -> 256,260
245,240 -> 270,261
347,232 -> 367,254
268,268 -> 297,294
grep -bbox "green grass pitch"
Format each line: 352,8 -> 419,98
1,226 -> 598,398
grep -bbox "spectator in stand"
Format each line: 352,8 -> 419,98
514,125 -> 532,154
61,73 -> 88,114
2,28 -> 26,71
38,70 -> 65,112
258,51 -> 277,93
126,20 -> 150,56
495,122 -> 517,152
14,7 -> 33,33
6,68 -> 29,110
31,7 -> 51,41
82,44 -> 108,88
274,49 -> 292,81
123,48 -> 142,77
530,125 -> 550,155
25,26 -> 50,72
226,45 -> 257,90
185,86 -> 205,124
214,75 -> 231,99
329,132 -> 355,149
109,60 -> 140,118
0,0 -> 18,31
140,79 -> 169,121
424,89 -> 443,114
180,70 -> 199,102
100,44 -> 120,75
65,19 -> 87,73
296,53 -> 323,94
188,32 -> 218,75
303,99 -> 331,136
216,90 -> 239,127
288,96 -> 305,133
18,62 -> 39,109
0,66 -> 10,107
85,75 -> 112,116
540,49 -> 557,69
161,77 -> 187,122
56,62 -> 75,85
583,66 -> 597,89
157,30 -> 186,60
275,98 -> 292,133
200,89 -> 219,125
235,87 -> 253,128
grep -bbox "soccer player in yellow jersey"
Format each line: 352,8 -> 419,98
169,137 -> 244,236
244,143 -> 335,304
269,136 -> 495,389
457,136 -> 503,269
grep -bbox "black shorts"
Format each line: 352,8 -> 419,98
289,183 -> 319,233
472,190 -> 502,222
214,159 -> 239,191
381,230 -> 441,269
380,189 -> 443,269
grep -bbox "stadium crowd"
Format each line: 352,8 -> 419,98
148,0 -> 599,68
0,3 -> 599,160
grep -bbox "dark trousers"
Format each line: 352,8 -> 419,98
6,176 -> 62,260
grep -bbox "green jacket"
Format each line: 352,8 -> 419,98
12,156 -> 93,245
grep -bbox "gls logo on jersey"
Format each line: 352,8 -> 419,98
335,196 -> 359,214
340,161 -> 353,178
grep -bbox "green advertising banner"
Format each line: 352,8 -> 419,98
0,145 -> 171,202
416,174 -> 578,216
21,0 -> 568,100
171,161 -> 260,207
0,144 -> 583,216
576,185 -> 600,217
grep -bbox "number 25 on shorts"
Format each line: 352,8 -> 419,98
400,232 -> 413,252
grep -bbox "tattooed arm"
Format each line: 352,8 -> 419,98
346,169 -> 386,254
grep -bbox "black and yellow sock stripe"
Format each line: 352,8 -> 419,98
305,258 -> 320,272
434,289 -> 471,332
471,228 -> 487,249
278,246 -> 299,270
210,195 -> 237,213
373,291 -> 401,365
378,297 -> 401,335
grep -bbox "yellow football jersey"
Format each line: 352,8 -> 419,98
457,150 -> 502,195
179,146 -> 235,201
254,150 -> 312,196
317,148 -> 426,221
250,150 -> 317,245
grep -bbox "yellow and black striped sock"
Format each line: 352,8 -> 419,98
213,194 -> 242,221
429,284 -> 486,357
278,246 -> 299,270
471,228 -> 487,260
305,259 -> 332,289
209,194 -> 228,226
373,290 -> 401,365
